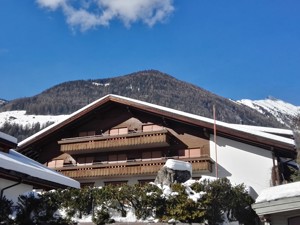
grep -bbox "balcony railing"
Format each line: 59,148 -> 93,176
58,130 -> 172,154
56,157 -> 213,179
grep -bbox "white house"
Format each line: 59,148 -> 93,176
0,131 -> 80,203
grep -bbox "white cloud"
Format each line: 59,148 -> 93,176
36,0 -> 66,10
36,0 -> 174,31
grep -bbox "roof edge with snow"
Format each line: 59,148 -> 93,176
0,149 -> 80,189
0,131 -> 17,144
18,94 -> 295,155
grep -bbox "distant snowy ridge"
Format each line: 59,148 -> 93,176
0,97 -> 299,142
237,98 -> 300,128
0,110 -> 68,129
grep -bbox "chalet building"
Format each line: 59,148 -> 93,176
0,131 -> 79,203
17,95 -> 296,197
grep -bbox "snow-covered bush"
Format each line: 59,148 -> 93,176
164,183 -> 205,223
0,196 -> 14,224
196,178 -> 258,225
60,187 -> 93,219
3,178 -> 258,225
13,192 -> 70,225
92,208 -> 114,225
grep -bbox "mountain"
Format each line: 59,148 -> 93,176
0,70 -> 292,141
0,98 -> 8,107
237,97 -> 300,129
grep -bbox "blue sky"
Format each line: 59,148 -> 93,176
1,1 -> 300,105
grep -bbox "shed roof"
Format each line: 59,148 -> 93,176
0,149 -> 80,189
252,182 -> 300,215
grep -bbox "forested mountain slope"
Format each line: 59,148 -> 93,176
0,70 -> 284,129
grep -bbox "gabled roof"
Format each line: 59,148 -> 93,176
0,149 -> 80,189
18,94 -> 296,157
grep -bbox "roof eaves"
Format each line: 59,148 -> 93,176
18,95 -> 113,150
109,95 -> 295,150
17,94 -> 295,153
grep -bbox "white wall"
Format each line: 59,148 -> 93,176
209,135 -> 274,198
0,178 -> 33,203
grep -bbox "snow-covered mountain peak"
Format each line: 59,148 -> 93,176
237,98 -> 300,127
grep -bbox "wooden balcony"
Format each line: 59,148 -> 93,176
58,130 -> 172,154
56,157 -> 213,179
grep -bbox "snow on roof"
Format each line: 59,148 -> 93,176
232,124 -> 293,136
255,182 -> 300,203
0,149 -> 80,189
19,94 -> 295,148
0,131 -> 17,144
164,159 -> 192,174
113,95 -> 295,146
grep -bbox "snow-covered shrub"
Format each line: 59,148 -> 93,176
92,208 -> 114,225
14,192 -> 41,224
53,188 -> 93,220
163,183 -> 205,223
0,196 -> 14,224
5,178 -> 258,224
91,183 -> 165,220
14,191 -> 70,225
199,178 -> 258,225
123,183 -> 166,220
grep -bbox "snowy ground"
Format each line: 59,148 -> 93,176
0,110 -> 68,129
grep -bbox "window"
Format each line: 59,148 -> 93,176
138,179 -> 155,185
127,151 -> 142,161
190,148 -> 201,157
108,154 -> 118,162
104,181 -> 127,186
142,151 -> 152,160
289,216 -> 300,225
165,149 -> 179,158
79,131 -> 95,137
94,155 -> 108,164
76,156 -> 93,165
142,124 -> 163,132
119,127 -> 128,135
178,149 -> 189,158
47,159 -> 63,168
77,157 -> 86,164
152,151 -> 162,159
110,127 -> 128,136
81,182 -> 95,188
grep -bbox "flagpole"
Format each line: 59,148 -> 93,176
213,105 -> 218,178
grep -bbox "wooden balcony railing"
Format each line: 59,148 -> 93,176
58,130 -> 172,154
56,157 -> 213,179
